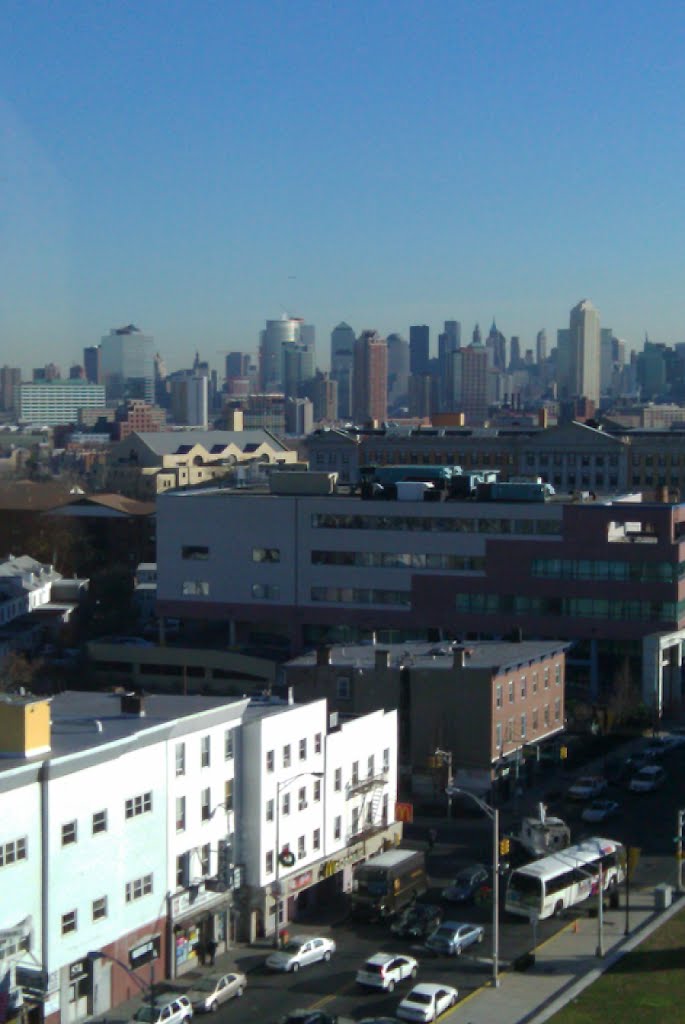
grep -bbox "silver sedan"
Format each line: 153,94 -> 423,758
185,972 -> 247,1013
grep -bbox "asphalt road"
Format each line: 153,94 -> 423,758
200,737 -> 685,1024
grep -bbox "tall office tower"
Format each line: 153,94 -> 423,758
536,329 -> 547,365
386,333 -> 410,407
0,366 -> 21,412
311,371 -> 338,423
408,374 -> 432,418
154,351 -> 169,408
187,376 -> 209,428
330,321 -> 356,419
450,344 -> 489,425
83,346 -> 102,384
486,319 -> 507,372
599,327 -> 614,396
567,299 -> 601,404
33,363 -> 62,382
509,336 -> 522,371
100,324 -> 154,403
438,321 -> 461,410
225,352 -> 251,379
69,365 -> 85,379
352,330 -> 387,425
444,320 -> 461,349
283,341 -> 315,399
259,315 -> 303,392
472,324 -> 482,346
409,325 -> 430,377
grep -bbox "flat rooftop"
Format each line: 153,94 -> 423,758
287,640 -> 569,674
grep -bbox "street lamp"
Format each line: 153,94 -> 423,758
273,771 -> 325,948
87,949 -> 155,1020
446,786 -> 500,988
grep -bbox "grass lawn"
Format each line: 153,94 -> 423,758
548,907 -> 685,1024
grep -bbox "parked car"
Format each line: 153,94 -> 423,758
397,983 -> 458,1022
266,935 -> 336,972
185,972 -> 246,1012
425,921 -> 484,956
356,953 -> 418,992
390,904 -> 442,939
581,799 -> 620,824
130,997 -> 192,1024
280,1013 -> 337,1024
567,776 -> 607,801
629,765 -> 666,792
441,864 -> 489,903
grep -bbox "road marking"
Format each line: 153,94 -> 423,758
310,980 -> 355,1009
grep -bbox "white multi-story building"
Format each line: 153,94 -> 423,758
100,325 -> 154,404
18,381 -> 106,426
0,690 -> 399,1023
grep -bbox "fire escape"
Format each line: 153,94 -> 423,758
346,769 -> 389,843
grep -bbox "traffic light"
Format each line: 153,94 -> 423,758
499,837 -> 511,857
217,839 -> 231,886
559,745 -> 568,760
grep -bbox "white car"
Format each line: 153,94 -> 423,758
397,983 -> 458,1022
581,799 -> 620,824
265,935 -> 336,972
185,972 -> 246,1012
356,952 -> 419,992
567,776 -> 607,801
629,765 -> 666,792
130,997 -> 192,1024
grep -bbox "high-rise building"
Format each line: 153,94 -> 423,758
352,330 -> 387,425
259,315 -> 304,392
472,324 -> 482,346
0,366 -> 21,413
509,336 -> 522,371
100,324 -> 154,403
311,371 -> 338,423
83,346 -> 102,384
18,380 -> 106,425
225,352 -> 251,379
450,344 -> 489,425
330,322 -> 356,420
283,341 -> 315,399
438,322 -> 461,410
386,333 -> 409,407
486,320 -> 507,372
536,329 -> 547,365
409,325 -> 430,377
567,299 -> 601,404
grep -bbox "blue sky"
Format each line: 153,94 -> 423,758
2,0 -> 685,374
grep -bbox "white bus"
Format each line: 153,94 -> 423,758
505,836 -> 625,920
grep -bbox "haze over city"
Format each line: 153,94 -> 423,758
2,1 -> 685,373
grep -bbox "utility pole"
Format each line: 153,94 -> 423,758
677,809 -> 684,893
434,748 -> 453,817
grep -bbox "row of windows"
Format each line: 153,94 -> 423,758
532,558 -> 682,583
176,733 -> 231,774
61,794 -> 151,846
265,733 -> 323,772
264,748 -> 390,788
183,580 -> 210,596
311,550 -> 485,572
495,665 -> 561,707
61,873 -> 153,934
312,513 -> 561,536
265,829 -> 322,873
456,593 -> 683,621
0,836 -> 27,867
311,586 -> 411,607
525,453 -> 619,467
176,781 -> 233,830
494,701 -> 562,745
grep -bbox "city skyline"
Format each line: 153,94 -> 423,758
3,3 -> 685,370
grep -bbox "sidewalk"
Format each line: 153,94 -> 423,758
451,885 -> 684,1024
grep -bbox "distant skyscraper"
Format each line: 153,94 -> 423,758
311,371 -> 338,423
451,344 -> 488,425
486,320 -> 506,372
352,330 -> 387,425
283,341 -> 315,399
187,376 -> 209,428
0,366 -> 21,412
509,336 -> 522,371
387,333 -> 410,406
567,299 -> 601,404
536,329 -> 547,365
259,315 -> 310,392
472,324 -> 482,346
84,346 -> 102,384
409,325 -> 430,377
225,352 -> 250,379
438,322 -> 461,411
100,324 -> 154,403
330,321 -> 356,419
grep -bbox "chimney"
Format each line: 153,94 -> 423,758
375,649 -> 390,671
316,645 -> 332,667
120,692 -> 146,717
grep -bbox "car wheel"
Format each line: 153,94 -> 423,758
210,1002 -> 218,1014
554,900 -> 564,918
477,932 -> 484,943
387,980 -> 395,993
454,945 -> 462,956
323,950 -> 331,962
411,966 -> 418,979
450,994 -> 457,1007
291,962 -> 299,973
236,988 -> 244,998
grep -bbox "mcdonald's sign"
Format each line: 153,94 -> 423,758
395,801 -> 414,823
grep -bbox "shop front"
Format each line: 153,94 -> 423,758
169,883 -> 234,977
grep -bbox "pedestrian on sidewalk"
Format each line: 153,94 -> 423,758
206,939 -> 218,966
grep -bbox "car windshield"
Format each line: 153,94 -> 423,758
454,869 -> 476,884
433,927 -> 453,939
283,941 -> 303,953
192,979 -> 219,992
134,1008 -> 160,1023
408,993 -> 432,1005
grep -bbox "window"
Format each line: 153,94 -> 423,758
298,786 -> 307,811
297,835 -> 306,860
520,676 -> 527,699
314,732 -> 322,754
555,698 -> 561,722
532,706 -> 539,730
383,747 -> 390,772
368,754 -> 375,777
175,742 -> 186,776
176,796 -> 186,832
201,788 -> 211,821
336,676 -> 351,700
544,704 -> 550,726
313,779 -> 321,802
62,821 -> 77,846
352,807 -> 360,835
313,828 -> 321,851
252,547 -> 280,563
283,744 -> 291,768
176,854 -> 188,887
352,761 -> 359,785
251,583 -> 280,600
495,721 -> 502,750
0,837 -> 27,867
555,663 -> 562,686
201,843 -> 211,876
544,667 -> 550,689
92,810 -> 107,835
282,793 -> 290,816
182,545 -> 209,560
266,798 -> 274,822
126,792 -> 152,818
201,735 -> 211,768
92,897 -> 107,922
299,738 -> 307,761
334,767 -> 342,791
520,713 -> 527,740
265,850 -> 274,875
334,816 -> 342,841
496,683 -> 502,708
224,779 -> 233,811
183,580 -> 210,596
507,718 -> 514,742
125,874 -> 153,903
224,729 -> 234,760
532,671 -> 538,694
266,749 -> 275,773
508,680 -> 514,703
61,911 -> 77,935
